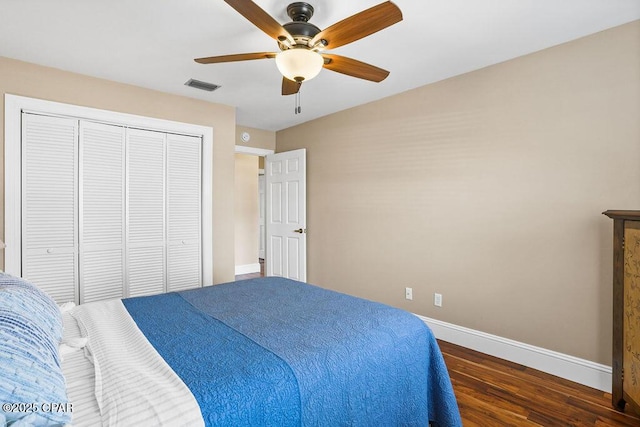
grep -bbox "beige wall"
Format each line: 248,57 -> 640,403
236,125 -> 276,151
0,57 -> 237,284
234,154 -> 259,267
276,21 -> 640,365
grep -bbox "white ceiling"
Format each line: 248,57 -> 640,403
1,1 -> 639,131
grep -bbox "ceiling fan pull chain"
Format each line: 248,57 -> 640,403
295,90 -> 302,114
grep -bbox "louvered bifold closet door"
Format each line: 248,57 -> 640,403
21,114 -> 78,304
79,121 -> 125,303
167,134 -> 202,291
127,128 -> 166,297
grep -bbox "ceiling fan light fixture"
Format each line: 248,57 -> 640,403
275,48 -> 323,82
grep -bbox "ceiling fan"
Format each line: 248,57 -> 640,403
195,0 -> 403,96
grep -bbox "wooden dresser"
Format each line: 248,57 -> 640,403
603,210 -> 640,416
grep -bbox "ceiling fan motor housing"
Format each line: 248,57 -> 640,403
279,2 -> 322,50
287,2 -> 314,22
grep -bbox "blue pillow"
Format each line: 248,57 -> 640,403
0,273 -> 71,426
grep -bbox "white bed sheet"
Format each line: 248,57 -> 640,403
61,300 -> 204,427
61,310 -> 101,426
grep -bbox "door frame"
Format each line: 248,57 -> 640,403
4,94 -> 214,286
234,145 -> 274,273
235,146 -> 274,157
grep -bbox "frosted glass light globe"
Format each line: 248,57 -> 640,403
275,48 -> 323,82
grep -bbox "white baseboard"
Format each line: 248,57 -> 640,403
235,263 -> 261,275
416,314 -> 612,392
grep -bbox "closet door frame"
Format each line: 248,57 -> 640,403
4,94 -> 213,287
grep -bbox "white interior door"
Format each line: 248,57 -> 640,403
265,149 -> 306,282
166,133 -> 202,291
126,128 -> 166,297
21,113 -> 79,303
79,121 -> 126,303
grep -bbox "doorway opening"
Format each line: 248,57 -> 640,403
234,146 -> 273,281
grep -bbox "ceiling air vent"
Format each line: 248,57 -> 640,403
185,78 -> 221,92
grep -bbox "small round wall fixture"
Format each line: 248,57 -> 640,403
241,131 -> 251,143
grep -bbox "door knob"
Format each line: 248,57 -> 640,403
293,228 -> 306,234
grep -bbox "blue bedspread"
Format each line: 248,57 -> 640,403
123,277 -> 461,426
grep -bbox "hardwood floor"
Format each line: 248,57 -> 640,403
235,271 -> 262,280
235,259 -> 265,281
439,340 -> 640,426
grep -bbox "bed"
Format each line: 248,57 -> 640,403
0,273 -> 462,426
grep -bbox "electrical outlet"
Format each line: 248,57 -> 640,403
405,287 -> 413,300
434,293 -> 442,307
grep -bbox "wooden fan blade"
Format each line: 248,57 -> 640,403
322,54 -> 390,82
224,0 -> 294,44
310,1 -> 402,50
282,77 -> 301,95
195,52 -> 276,64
